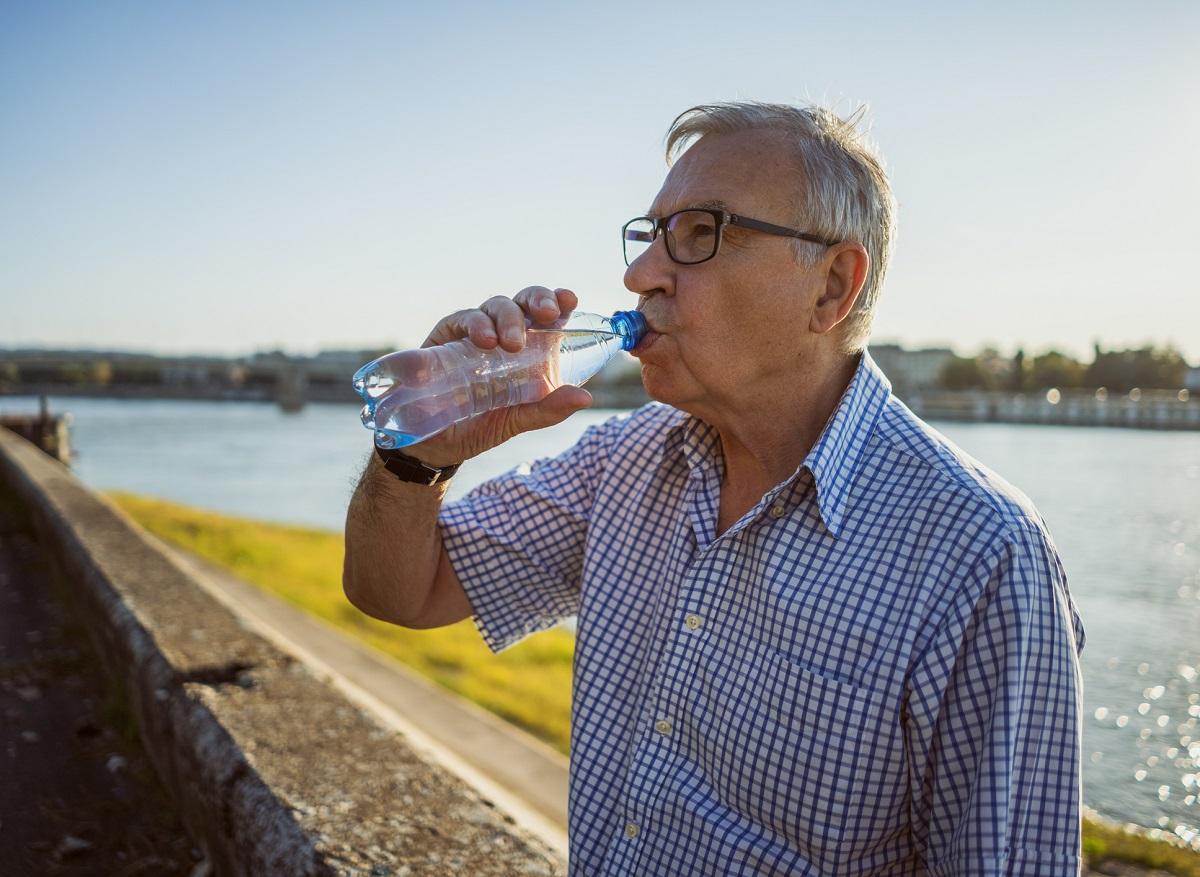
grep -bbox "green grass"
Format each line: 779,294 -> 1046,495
1083,816 -> 1200,876
107,491 -> 1200,874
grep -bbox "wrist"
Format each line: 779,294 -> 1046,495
373,445 -> 462,486
391,444 -> 460,469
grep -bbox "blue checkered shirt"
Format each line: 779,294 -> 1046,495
439,352 -> 1085,876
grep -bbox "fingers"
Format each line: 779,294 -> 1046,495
514,287 -> 577,325
507,386 -> 593,435
423,309 -> 500,349
424,287 -> 579,352
553,288 -> 578,319
480,295 -> 528,352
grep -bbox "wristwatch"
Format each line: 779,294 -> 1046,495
374,446 -> 462,485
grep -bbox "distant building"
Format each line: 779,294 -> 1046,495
868,343 -> 954,397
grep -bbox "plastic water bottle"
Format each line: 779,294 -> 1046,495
353,310 -> 646,449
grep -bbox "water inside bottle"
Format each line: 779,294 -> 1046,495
367,328 -> 621,449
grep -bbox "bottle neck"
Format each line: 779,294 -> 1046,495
609,310 -> 647,351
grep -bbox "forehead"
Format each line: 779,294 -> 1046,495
649,129 -> 802,217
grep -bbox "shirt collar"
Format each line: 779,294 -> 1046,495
661,350 -> 892,539
663,411 -> 721,475
801,350 -> 892,538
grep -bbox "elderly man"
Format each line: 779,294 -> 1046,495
343,102 -> 1085,876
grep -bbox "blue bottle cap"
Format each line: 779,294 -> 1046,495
610,310 -> 647,352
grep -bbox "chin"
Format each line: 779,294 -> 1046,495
638,364 -> 691,409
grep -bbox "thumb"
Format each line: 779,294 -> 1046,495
507,386 -> 593,435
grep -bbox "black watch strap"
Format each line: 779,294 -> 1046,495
374,446 -> 462,485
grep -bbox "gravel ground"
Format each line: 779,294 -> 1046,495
0,495 -> 201,876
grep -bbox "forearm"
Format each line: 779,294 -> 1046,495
342,451 -> 450,624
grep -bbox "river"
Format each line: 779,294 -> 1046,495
2,394 -> 1197,846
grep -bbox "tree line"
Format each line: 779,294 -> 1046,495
939,344 -> 1191,392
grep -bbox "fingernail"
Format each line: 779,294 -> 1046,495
504,327 -> 522,344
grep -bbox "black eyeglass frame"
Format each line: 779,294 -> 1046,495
622,208 -> 840,267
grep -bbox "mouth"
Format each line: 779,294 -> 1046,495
632,329 -> 661,357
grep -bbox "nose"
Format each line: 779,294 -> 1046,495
623,234 -> 673,302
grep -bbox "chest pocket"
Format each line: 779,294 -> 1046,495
686,643 -> 902,870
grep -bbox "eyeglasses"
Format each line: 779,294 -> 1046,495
622,208 -> 839,267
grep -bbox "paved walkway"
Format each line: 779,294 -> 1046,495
0,496 -> 198,875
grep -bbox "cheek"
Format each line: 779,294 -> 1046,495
670,274 -> 793,362
687,313 -> 757,358
685,312 -> 799,382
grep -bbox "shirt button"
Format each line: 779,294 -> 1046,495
769,503 -> 787,519
624,821 -> 640,838
654,719 -> 673,735
684,613 -> 703,631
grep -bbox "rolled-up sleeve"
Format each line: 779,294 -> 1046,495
438,419 -> 619,653
903,518 -> 1086,876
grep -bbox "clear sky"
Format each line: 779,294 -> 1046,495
2,1 -> 1197,362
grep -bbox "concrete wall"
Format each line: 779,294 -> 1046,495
0,427 -> 565,876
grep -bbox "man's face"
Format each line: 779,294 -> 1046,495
624,129 -> 827,419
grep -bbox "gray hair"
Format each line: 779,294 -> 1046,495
665,102 -> 896,353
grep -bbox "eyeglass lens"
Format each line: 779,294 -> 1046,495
623,210 -> 719,265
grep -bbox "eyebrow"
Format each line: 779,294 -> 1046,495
645,198 -> 731,218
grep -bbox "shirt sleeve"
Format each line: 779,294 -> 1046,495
903,517 -> 1086,877
438,418 -> 619,653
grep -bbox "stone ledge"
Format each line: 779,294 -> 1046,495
0,427 -> 566,876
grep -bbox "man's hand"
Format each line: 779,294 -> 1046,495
344,286 -> 592,628
405,286 -> 594,466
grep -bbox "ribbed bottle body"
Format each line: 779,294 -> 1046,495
352,310 -> 644,448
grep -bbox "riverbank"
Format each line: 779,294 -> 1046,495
909,388 -> 1200,431
106,491 -> 1200,873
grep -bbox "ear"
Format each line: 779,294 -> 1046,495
809,242 -> 870,335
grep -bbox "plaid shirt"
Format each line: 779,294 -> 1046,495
440,352 -> 1085,876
